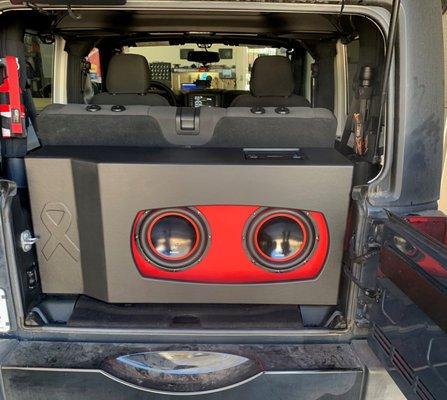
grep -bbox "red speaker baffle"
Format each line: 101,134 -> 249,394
131,205 -> 329,283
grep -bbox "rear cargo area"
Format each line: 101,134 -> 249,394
0,6 -> 384,333
0,0 -> 445,398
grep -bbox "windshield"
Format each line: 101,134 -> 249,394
125,43 -> 288,92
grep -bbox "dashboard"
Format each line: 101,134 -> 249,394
184,90 -> 223,108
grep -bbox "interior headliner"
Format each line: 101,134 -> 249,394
20,10 -> 344,42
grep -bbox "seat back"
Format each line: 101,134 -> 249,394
36,104 -> 336,148
230,56 -> 310,108
208,107 -> 336,148
91,54 -> 169,106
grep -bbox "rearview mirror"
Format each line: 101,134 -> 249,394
187,51 -> 220,65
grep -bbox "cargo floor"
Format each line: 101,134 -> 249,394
67,296 -> 303,329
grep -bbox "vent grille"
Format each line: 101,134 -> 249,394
415,379 -> 436,400
372,324 -> 392,356
391,348 -> 414,385
372,324 -> 438,400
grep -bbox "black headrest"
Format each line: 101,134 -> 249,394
250,56 -> 295,97
106,54 -> 150,94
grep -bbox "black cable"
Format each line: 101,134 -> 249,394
339,0 -> 346,18
25,2 -> 51,16
343,263 -> 380,299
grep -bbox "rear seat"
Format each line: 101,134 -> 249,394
37,104 -> 171,147
208,107 -> 336,148
36,104 -> 337,148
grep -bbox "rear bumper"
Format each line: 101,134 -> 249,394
0,339 -> 403,400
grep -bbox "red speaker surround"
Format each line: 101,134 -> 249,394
243,208 -> 317,272
134,208 -> 210,271
131,205 -> 329,283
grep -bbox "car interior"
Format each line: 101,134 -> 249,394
0,8 -> 386,332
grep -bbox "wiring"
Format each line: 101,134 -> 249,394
339,0 -> 346,19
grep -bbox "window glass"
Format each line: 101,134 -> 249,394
127,44 -> 288,92
303,52 -> 315,103
346,39 -> 359,105
86,47 -> 103,95
24,34 -> 54,110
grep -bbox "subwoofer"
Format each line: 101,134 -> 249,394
131,206 -> 328,283
135,208 -> 210,271
244,208 -> 316,272
25,146 -> 353,304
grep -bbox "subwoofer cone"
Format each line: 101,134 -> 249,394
244,208 -> 316,272
136,208 -> 209,270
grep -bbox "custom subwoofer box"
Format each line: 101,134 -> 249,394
25,147 -> 353,304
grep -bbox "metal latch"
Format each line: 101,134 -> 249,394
27,265 -> 39,290
20,230 -> 38,252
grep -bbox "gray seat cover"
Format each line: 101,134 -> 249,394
91,54 -> 169,106
36,104 -> 336,148
230,55 -> 310,108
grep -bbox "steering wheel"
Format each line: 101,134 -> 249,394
148,80 -> 177,106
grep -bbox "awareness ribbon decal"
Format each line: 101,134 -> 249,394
40,202 -> 80,261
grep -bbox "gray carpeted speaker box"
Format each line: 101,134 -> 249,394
25,147 -> 352,305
